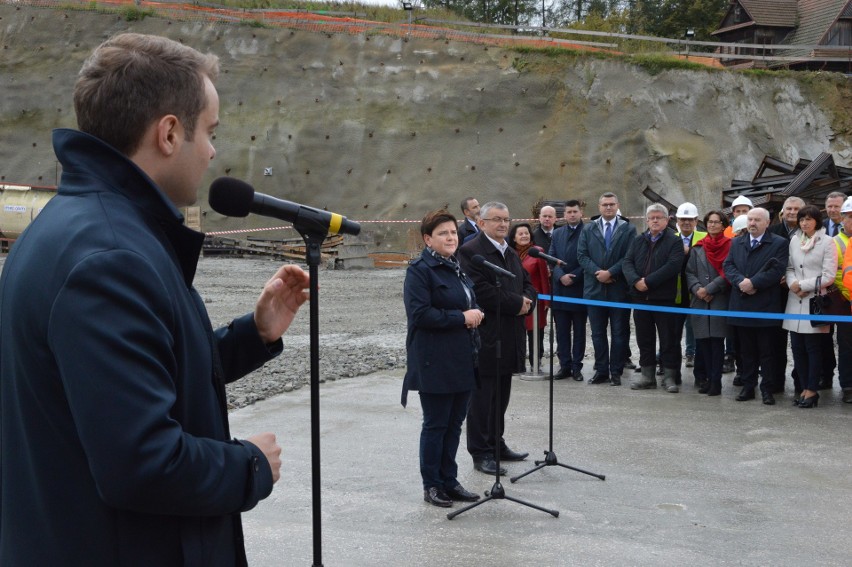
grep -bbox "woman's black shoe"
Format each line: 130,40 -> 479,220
798,394 -> 819,408
424,487 -> 453,507
792,396 -> 803,407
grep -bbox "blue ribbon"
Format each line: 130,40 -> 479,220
539,294 -> 852,323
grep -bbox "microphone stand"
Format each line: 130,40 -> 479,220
510,261 -> 606,484
448,269 -> 558,520
297,228 -> 326,567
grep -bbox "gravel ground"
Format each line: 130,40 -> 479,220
194,258 -> 410,408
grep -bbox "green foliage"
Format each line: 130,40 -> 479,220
120,5 -> 155,21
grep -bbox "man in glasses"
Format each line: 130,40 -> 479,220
458,202 -> 536,475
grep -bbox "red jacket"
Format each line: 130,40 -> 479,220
521,246 -> 551,330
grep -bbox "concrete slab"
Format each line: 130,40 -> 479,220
230,368 -> 852,567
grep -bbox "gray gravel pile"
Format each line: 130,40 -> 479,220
195,258 -> 409,409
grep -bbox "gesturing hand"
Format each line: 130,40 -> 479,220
254,265 -> 310,344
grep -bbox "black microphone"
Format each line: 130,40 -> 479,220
527,247 -> 564,266
208,177 -> 361,236
472,254 -> 516,279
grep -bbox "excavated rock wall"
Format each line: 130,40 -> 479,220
1,5 -> 849,249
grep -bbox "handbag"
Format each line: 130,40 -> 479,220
809,276 -> 849,327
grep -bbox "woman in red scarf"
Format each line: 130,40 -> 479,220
509,223 -> 551,372
685,211 -> 732,396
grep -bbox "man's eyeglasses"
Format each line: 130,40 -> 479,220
482,217 -> 511,224
646,216 -> 667,222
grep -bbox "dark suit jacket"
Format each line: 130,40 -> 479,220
824,218 -> 842,237
548,222 -> 585,311
622,229 -> 685,303
458,232 -> 536,376
458,218 -> 479,243
576,217 -> 637,301
532,226 -> 553,250
723,231 -> 789,327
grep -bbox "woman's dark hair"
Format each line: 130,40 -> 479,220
797,204 -> 822,226
420,209 -> 457,236
508,222 -> 532,249
703,210 -> 729,228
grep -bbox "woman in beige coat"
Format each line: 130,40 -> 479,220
783,205 -> 837,408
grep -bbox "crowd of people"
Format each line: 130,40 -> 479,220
403,191 -> 852,508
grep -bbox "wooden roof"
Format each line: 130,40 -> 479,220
740,0 -> 798,27
784,0 -> 852,56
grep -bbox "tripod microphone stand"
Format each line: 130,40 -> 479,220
448,269 -> 558,520
511,253 -> 605,484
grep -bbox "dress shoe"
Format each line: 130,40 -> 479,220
553,367 -> 571,380
760,390 -> 776,405
735,387 -> 755,401
707,382 -> 722,396
798,393 -> 820,408
732,374 -> 743,387
445,484 -> 480,502
610,374 -> 622,386
588,373 -> 609,385
500,446 -> 529,461
685,355 -> 694,368
572,369 -> 584,381
623,358 -> 637,370
697,381 -> 709,394
424,487 -> 452,507
791,395 -> 803,407
473,456 -> 506,475
842,389 -> 852,404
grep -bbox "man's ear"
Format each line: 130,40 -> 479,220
156,115 -> 182,157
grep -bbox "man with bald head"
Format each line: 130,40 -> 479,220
723,207 -> 789,405
533,205 -> 557,250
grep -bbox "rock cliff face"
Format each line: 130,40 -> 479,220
1,5 -> 850,247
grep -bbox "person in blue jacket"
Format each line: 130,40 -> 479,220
402,209 -> 485,507
548,199 -> 587,380
0,34 -> 310,566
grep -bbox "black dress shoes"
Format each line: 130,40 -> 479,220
572,369 -> 584,381
760,390 -> 776,405
424,487 -> 453,507
735,387 -> 755,401
588,373 -> 609,385
445,484 -> 480,502
473,456 -> 506,475
500,446 -> 529,461
553,368 -> 570,380
610,374 -> 622,386
732,374 -> 743,387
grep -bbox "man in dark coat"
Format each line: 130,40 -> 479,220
622,204 -> 686,393
0,34 -> 309,566
458,202 -> 536,475
548,200 -> 586,380
532,205 -> 557,250
724,207 -> 789,405
457,196 -> 481,243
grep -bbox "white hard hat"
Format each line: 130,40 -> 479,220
731,195 -> 754,209
676,202 -> 699,218
732,214 -> 748,234
841,196 -> 852,214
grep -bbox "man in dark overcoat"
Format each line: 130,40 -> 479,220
458,202 -> 536,475
548,199 -> 586,380
724,207 -> 789,405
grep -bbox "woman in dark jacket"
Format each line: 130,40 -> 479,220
623,203 -> 686,393
402,210 -> 484,508
685,211 -> 732,396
